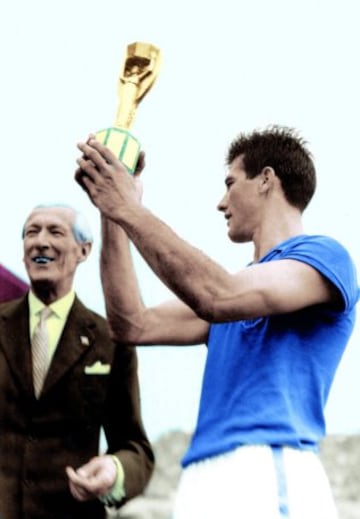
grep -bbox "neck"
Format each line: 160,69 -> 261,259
31,282 -> 70,305
252,206 -> 304,262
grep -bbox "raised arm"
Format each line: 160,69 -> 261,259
100,191 -> 209,346
77,140 -> 339,323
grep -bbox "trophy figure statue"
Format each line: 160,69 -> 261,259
95,42 -> 161,173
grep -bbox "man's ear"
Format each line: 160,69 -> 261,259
78,242 -> 92,263
258,166 -> 276,193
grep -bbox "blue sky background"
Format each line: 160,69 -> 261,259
1,0 -> 360,441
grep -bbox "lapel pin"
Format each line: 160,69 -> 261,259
80,335 -> 90,346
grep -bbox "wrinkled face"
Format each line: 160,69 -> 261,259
217,155 -> 261,243
23,207 -> 87,296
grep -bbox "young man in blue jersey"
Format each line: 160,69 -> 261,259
75,126 -> 359,519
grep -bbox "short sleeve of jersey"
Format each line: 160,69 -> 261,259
278,235 -> 359,311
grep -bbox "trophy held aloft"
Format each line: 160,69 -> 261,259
96,42 -> 161,174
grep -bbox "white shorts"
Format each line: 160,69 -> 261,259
172,445 -> 338,519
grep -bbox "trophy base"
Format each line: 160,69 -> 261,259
95,127 -> 140,174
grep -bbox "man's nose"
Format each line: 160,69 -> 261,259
34,230 -> 50,246
217,194 -> 227,212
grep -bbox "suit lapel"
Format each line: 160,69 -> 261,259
0,296 -> 102,397
41,298 -> 97,395
0,295 -> 34,395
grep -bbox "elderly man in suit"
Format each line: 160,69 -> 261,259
0,204 -> 154,519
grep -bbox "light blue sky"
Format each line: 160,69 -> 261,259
1,0 -> 359,441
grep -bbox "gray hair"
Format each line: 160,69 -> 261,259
22,204 -> 93,244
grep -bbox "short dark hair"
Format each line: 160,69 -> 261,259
226,125 -> 316,211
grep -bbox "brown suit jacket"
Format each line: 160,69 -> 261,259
0,295 -> 154,519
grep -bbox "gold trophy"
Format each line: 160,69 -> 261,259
95,42 -> 161,174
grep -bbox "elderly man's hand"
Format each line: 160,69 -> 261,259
66,455 -> 117,502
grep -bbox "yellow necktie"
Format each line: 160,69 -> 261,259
32,306 -> 52,398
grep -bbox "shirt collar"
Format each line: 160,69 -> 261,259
29,290 -> 75,319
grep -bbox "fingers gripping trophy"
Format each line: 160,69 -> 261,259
95,42 -> 162,174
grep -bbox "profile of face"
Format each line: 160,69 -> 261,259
23,207 -> 90,299
217,156 -> 262,243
